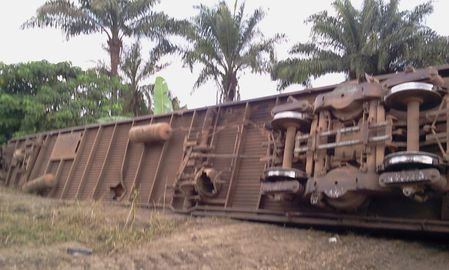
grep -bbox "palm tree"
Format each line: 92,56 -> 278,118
271,0 -> 449,89
182,1 -> 282,103
373,0 -> 449,71
23,0 -> 183,82
121,41 -> 168,116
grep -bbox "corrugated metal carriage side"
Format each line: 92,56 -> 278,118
2,65 -> 449,233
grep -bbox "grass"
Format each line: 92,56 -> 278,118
0,186 -> 181,253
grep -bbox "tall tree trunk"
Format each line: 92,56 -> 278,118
222,72 -> 238,103
348,70 -> 357,80
108,37 -> 122,76
132,90 -> 139,116
108,35 -> 122,101
125,83 -> 139,117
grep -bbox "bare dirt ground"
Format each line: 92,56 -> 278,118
1,187 -> 448,270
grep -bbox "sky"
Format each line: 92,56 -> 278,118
1,0 -> 448,109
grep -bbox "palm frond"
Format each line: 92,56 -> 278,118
237,7 -> 264,53
272,0 -> 449,89
22,0 -> 100,38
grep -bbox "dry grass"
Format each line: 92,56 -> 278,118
0,186 -> 181,253
2,186 -> 449,270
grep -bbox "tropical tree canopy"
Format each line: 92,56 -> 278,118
182,1 -> 283,103
23,0 -> 183,82
120,41 -> 169,116
271,0 -> 449,89
0,61 -> 125,143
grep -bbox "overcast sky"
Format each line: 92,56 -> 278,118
1,0 -> 448,109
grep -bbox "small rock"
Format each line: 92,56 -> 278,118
328,237 -> 338,244
67,247 -> 93,256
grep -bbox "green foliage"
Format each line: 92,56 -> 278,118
0,93 -> 22,144
182,1 -> 283,103
272,0 -> 449,89
120,41 -> 170,116
152,76 -> 173,114
96,116 -> 131,124
0,61 -> 126,142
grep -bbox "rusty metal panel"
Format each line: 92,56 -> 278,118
50,160 -> 73,198
227,101 -> 274,209
11,135 -> 57,188
121,120 -> 147,201
94,122 -> 132,201
37,136 -> 58,179
146,115 -> 174,205
78,126 -> 115,200
63,128 -> 98,199
50,132 -> 82,160
150,115 -> 189,206
5,140 -> 24,187
28,135 -> 50,182
210,116 -> 240,204
121,120 -> 150,202
134,120 -> 165,204
45,161 -> 59,183
228,128 -> 266,208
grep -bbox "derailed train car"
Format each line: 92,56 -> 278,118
2,65 -> 449,233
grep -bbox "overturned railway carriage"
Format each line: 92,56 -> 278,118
2,65 -> 449,233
